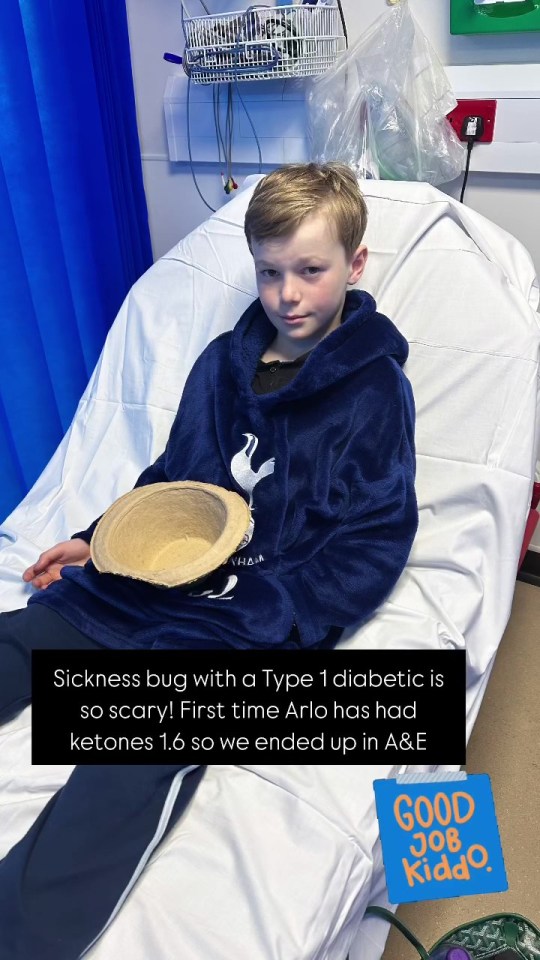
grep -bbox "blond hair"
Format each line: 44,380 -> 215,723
244,162 -> 368,258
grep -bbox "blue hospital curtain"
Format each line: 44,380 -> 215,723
0,0 -> 153,521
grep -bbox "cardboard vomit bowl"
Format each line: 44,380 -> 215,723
90,481 -> 252,587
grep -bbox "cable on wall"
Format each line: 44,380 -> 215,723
186,74 -> 217,211
335,0 -> 348,48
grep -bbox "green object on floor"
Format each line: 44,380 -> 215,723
450,0 -> 540,34
365,906 -> 540,960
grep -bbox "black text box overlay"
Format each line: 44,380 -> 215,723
32,649 -> 466,763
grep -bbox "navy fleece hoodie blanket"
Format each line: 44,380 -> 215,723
32,290 -> 418,650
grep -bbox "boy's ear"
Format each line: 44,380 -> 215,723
348,244 -> 368,285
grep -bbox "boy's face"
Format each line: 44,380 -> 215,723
252,212 -> 368,360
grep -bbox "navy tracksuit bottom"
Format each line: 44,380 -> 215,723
0,605 -> 206,960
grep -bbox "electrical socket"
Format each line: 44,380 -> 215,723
446,99 -> 497,143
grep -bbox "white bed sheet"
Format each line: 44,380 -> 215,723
0,179 -> 539,960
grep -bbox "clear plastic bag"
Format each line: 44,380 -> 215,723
307,0 -> 465,185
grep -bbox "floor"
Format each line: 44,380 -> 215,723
381,579 -> 540,960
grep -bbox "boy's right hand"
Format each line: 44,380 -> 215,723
22,538 -> 91,590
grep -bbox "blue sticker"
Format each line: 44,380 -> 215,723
373,774 -> 507,903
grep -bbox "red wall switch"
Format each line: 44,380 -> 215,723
446,99 -> 497,143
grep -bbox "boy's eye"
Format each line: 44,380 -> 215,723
260,268 -> 279,278
304,266 -> 321,275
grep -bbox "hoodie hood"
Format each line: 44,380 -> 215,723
230,289 -> 409,407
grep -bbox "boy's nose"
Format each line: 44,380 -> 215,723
280,276 -> 301,304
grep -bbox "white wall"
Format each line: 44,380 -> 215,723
125,0 -> 540,261
124,0 -> 540,548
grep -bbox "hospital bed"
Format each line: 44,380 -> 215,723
0,178 -> 539,960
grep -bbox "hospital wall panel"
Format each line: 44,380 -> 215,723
125,0 -> 540,254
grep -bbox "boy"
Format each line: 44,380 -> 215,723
0,163 -> 417,958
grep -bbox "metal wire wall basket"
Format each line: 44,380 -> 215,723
183,4 -> 346,84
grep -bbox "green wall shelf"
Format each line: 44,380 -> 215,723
450,0 -> 540,34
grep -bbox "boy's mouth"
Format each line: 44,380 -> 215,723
281,315 -> 307,323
